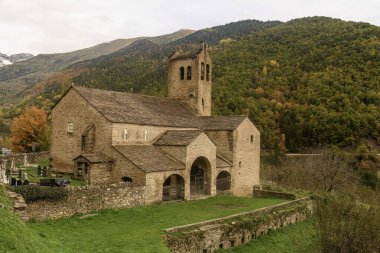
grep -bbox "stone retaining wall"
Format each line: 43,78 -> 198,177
164,197 -> 314,253
25,183 -> 146,220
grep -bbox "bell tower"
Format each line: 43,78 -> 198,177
168,42 -> 212,116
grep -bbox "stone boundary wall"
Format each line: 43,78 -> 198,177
0,152 -> 50,165
164,197 -> 314,253
252,189 -> 296,200
25,183 -> 146,220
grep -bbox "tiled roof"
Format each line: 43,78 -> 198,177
73,86 -> 198,128
198,116 -> 247,130
113,145 -> 185,172
73,153 -> 113,163
72,86 -> 247,130
154,130 -> 202,146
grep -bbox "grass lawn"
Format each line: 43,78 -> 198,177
218,218 -> 320,253
28,196 -> 287,253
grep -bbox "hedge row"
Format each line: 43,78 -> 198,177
11,185 -> 68,203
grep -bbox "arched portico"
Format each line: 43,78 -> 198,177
162,174 -> 184,201
190,157 -> 211,197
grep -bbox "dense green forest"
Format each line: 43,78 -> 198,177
2,17 -> 380,151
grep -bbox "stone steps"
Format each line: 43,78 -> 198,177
6,190 -> 29,221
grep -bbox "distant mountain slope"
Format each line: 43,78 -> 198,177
0,52 -> 33,67
0,29 -> 194,102
8,19 -> 279,103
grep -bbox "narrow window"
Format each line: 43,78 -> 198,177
123,129 -> 128,140
239,161 -> 242,167
180,67 -> 185,80
187,66 -> 192,80
206,64 -> 210,81
81,135 -> 87,152
144,129 -> 148,141
202,98 -> 204,110
67,123 -> 74,133
250,135 -> 254,143
201,62 -> 205,80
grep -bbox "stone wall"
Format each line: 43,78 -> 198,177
25,183 -> 146,220
232,118 -> 260,196
164,197 -> 314,253
50,88 -> 113,174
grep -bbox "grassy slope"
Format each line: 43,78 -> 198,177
218,218 -> 320,253
29,196 -> 287,253
0,186 -> 51,253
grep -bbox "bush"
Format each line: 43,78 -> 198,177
11,185 -> 68,203
316,193 -> 380,253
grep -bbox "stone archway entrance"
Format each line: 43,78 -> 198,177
190,157 -> 211,197
162,174 -> 184,201
216,171 -> 231,192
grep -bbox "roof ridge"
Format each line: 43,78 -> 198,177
74,85 -> 180,102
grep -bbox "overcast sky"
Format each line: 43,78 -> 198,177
0,0 -> 379,55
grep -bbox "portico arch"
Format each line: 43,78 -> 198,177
162,174 -> 184,201
190,157 -> 211,197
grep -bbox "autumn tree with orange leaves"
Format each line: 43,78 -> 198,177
11,106 -> 48,152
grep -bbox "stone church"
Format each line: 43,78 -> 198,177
50,42 -> 260,203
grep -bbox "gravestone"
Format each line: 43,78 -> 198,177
42,166 -> 47,177
23,154 -> 28,166
37,166 -> 42,177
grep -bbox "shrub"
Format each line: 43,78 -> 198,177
11,185 -> 68,203
316,193 -> 380,253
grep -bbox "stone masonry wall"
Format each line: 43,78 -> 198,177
232,118 -> 260,196
50,88 -> 113,174
25,183 -> 146,220
164,197 -> 314,253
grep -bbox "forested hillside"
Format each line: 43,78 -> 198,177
213,17 -> 380,150
2,17 -> 379,151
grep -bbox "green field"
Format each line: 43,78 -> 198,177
28,196 -> 287,253
218,218 -> 320,253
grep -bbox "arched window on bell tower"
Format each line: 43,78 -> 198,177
201,62 -> 205,80
180,67 -> 185,80
187,66 -> 192,80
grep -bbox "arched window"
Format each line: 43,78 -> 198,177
206,64 -> 210,81
187,66 -> 192,80
180,67 -> 185,80
216,171 -> 231,192
201,62 -> 205,80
